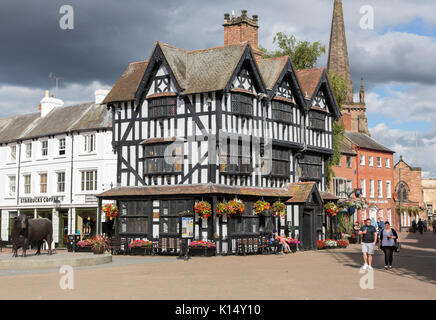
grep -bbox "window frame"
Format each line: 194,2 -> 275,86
39,173 -> 48,194
370,179 -> 375,198
84,134 -> 96,153
159,199 -> 193,237
346,156 -> 352,168
271,100 -> 293,124
148,96 -> 177,119
143,142 -> 183,176
23,174 -> 31,194
361,179 -> 366,197
8,175 -> 16,196
58,138 -> 66,156
378,180 -> 383,198
231,93 -> 253,117
41,140 -> 48,157
57,171 -> 65,193
10,145 -> 16,161
118,200 -> 153,236
385,158 -> 390,168
368,156 -> 374,167
360,155 -> 365,166
80,170 -> 98,192
377,157 -> 382,168
220,138 -> 253,176
25,143 -> 32,159
386,180 -> 391,199
309,111 -> 326,131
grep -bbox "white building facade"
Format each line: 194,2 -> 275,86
0,91 -> 116,247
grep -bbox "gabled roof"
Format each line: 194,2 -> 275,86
106,42 -> 268,104
103,61 -> 148,104
296,67 -> 341,119
0,103 -> 112,144
345,131 -> 394,153
257,56 -> 288,90
296,67 -> 325,99
285,182 -> 320,204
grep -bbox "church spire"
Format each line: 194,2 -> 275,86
327,0 -> 354,103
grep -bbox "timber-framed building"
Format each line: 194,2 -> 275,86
98,11 -> 341,252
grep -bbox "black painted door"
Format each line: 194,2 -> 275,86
302,209 -> 314,250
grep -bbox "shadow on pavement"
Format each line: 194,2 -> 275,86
325,236 -> 436,285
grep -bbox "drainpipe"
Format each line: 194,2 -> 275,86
70,132 -> 74,204
16,142 -> 22,207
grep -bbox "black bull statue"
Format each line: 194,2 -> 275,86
12,215 -> 53,257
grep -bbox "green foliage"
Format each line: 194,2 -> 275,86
337,213 -> 354,234
260,32 -> 326,70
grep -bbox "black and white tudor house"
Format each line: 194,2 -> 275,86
98,12 -> 341,252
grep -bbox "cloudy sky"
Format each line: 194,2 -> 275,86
1,0 -> 436,175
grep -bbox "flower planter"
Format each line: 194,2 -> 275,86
289,243 -> 297,253
76,245 -> 93,253
189,247 -> 216,257
130,247 -> 146,256
93,246 -> 105,255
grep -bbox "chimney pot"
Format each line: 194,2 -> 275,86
241,10 -> 247,17
224,13 -> 230,22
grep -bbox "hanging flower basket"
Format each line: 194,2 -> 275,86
216,201 -> 231,217
254,200 -> 271,216
324,202 -> 338,216
194,201 -> 212,219
228,198 -> 245,216
272,201 -> 286,217
102,204 -> 118,220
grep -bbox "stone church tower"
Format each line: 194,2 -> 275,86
327,0 -> 370,136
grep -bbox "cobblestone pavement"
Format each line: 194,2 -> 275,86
0,232 -> 435,300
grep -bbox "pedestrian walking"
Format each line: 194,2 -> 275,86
412,219 -> 417,233
358,218 -> 378,270
379,221 -> 398,270
417,219 -> 424,234
377,217 -> 385,237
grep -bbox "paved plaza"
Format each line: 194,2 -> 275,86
0,232 -> 435,300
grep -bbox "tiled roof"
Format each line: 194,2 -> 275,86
345,131 -> 394,153
0,103 -> 112,143
98,182 -> 321,204
103,61 -> 148,104
295,67 -> 325,99
285,182 -> 318,203
339,138 -> 357,155
257,56 -> 288,90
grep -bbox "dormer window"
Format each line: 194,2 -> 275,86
309,111 -> 325,131
149,97 -> 176,119
272,100 -> 293,124
231,93 -> 253,117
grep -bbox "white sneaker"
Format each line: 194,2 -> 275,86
361,264 -> 368,270
368,265 -> 373,270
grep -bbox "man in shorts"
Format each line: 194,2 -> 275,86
359,218 -> 378,270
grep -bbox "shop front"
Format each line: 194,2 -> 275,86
97,182 -> 324,254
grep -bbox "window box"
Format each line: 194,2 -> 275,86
189,246 -> 216,257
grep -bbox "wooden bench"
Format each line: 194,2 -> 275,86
154,237 -> 181,255
0,240 -> 9,252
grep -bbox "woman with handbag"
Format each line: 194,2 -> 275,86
379,221 -> 398,270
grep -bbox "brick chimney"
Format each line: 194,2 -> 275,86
223,10 -> 263,62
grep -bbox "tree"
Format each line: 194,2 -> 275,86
260,32 -> 326,70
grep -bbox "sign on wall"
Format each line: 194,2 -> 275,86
181,216 -> 194,239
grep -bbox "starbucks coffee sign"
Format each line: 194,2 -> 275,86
19,196 -> 65,204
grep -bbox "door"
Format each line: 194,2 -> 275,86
58,212 -> 69,247
302,209 -> 314,251
369,207 -> 377,221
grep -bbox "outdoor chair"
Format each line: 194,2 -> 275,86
235,238 -> 245,256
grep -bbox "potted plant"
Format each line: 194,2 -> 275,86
194,201 -> 212,219
228,198 -> 245,216
325,239 -> 338,249
76,239 -> 94,252
103,204 -> 119,221
128,239 -> 153,256
317,240 -> 326,250
254,200 -> 271,216
286,238 -> 300,252
337,240 -> 349,248
92,235 -> 110,254
272,201 -> 286,217
188,240 -> 216,257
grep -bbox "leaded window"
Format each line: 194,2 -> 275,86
269,147 -> 290,177
219,138 -> 252,175
299,154 -> 322,181
143,143 -> 183,175
309,111 -> 325,131
149,97 -> 176,119
272,100 -> 293,123
159,200 -> 192,236
231,93 -> 253,117
118,201 -> 152,235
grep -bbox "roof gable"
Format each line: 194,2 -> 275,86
345,131 -> 395,153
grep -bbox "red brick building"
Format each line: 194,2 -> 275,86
328,0 -> 396,227
393,156 -> 426,229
